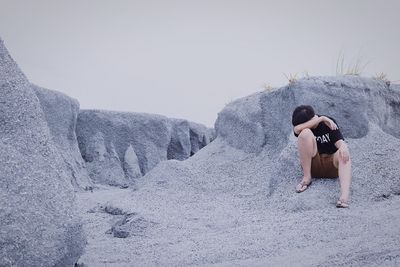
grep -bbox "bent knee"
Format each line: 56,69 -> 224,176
298,128 -> 314,140
333,152 -> 352,168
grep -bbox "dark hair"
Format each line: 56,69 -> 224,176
292,105 -> 315,126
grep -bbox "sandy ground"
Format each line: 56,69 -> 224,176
77,178 -> 400,266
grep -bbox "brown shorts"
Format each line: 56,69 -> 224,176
311,153 -> 338,178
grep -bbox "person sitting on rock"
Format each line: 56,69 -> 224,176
292,105 -> 352,208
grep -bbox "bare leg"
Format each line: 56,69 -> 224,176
334,152 -> 352,203
297,129 -> 317,185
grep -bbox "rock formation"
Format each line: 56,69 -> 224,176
31,89 -> 214,189
0,38 -> 85,266
33,85 -> 93,190
76,110 -> 215,186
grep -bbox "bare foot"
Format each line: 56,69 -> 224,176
336,199 -> 349,208
295,178 -> 312,193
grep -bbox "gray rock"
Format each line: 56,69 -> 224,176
168,119 -> 216,160
113,228 -> 130,238
0,38 -> 85,266
33,85 -> 93,190
124,145 -> 142,181
102,204 -> 126,216
77,110 -> 172,186
84,132 -> 127,186
167,119 -> 191,160
215,92 -> 265,153
77,110 -> 214,186
109,213 -> 156,238
188,121 -> 216,155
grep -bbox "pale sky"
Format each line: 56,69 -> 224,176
1,0 -> 399,127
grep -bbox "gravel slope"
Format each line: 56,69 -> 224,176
77,135 -> 400,266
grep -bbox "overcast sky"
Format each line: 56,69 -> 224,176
1,0 -> 399,127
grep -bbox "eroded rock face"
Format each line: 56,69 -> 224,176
188,121 -> 216,156
167,119 -> 215,160
124,145 -> 142,181
76,110 -> 172,187
76,110 -> 214,186
167,119 -> 191,160
84,132 -> 128,186
33,85 -> 93,190
0,38 -> 85,266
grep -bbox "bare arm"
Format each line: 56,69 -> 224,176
293,115 -> 322,135
294,115 -> 338,135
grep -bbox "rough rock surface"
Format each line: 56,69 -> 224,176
0,38 -> 85,266
123,144 -> 142,181
76,110 -> 214,186
107,212 -> 157,238
77,76 -> 400,266
167,119 -> 191,160
167,119 -> 216,160
188,121 -> 216,155
33,85 -> 93,190
84,131 -> 128,186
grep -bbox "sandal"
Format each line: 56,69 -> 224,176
336,199 -> 349,208
295,180 -> 312,193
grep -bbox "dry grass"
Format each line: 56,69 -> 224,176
283,73 -> 298,84
336,53 -> 369,76
373,72 -> 390,85
263,83 -> 274,92
373,72 -> 388,81
372,73 -> 400,86
372,72 -> 390,84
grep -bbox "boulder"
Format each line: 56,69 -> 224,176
0,38 -> 85,266
215,92 -> 265,153
33,85 -> 93,190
